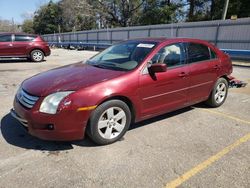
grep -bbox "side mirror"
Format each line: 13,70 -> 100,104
148,63 -> 167,73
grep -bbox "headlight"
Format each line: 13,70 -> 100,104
16,85 -> 22,98
39,91 -> 74,114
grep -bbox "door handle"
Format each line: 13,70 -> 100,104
213,64 -> 220,70
179,72 -> 188,77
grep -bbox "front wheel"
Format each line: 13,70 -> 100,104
206,78 -> 228,107
87,100 -> 131,145
30,50 -> 44,62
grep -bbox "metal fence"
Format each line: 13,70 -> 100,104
43,17 -> 250,57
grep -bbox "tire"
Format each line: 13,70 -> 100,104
30,50 -> 44,62
87,100 -> 131,145
206,78 -> 228,107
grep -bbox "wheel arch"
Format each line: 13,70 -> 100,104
98,95 -> 136,124
29,48 -> 45,57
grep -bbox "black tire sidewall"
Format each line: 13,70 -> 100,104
88,100 -> 131,145
31,50 -> 44,62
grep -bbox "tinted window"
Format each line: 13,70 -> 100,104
14,35 -> 36,42
0,35 -> 12,42
187,43 -> 210,63
151,43 -> 185,68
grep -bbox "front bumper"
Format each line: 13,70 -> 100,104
11,97 -> 90,141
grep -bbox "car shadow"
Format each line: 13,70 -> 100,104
1,106 -> 195,150
1,113 -> 83,151
74,106 -> 194,147
129,106 -> 194,130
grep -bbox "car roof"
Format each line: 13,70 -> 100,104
0,32 -> 37,37
126,37 -> 210,44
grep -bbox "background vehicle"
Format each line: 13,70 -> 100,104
0,32 -> 50,62
11,38 -> 232,145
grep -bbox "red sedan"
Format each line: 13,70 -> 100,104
11,38 -> 232,145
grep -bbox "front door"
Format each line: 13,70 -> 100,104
0,34 -> 13,56
138,43 -> 189,119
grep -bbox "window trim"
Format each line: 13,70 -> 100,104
208,47 -> 218,60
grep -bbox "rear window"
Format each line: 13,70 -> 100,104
14,35 -> 36,42
187,43 -> 210,63
0,35 -> 12,42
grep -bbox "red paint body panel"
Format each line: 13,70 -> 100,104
12,38 -> 232,141
139,65 -> 189,118
22,63 -> 127,96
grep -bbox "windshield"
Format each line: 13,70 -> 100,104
87,41 -> 157,71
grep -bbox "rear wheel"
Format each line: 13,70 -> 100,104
206,78 -> 228,107
30,50 -> 44,62
87,100 -> 131,145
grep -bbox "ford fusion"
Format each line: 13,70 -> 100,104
11,38 -> 232,145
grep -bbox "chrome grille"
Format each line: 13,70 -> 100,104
17,89 -> 39,109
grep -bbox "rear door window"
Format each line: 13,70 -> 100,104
0,35 -> 12,42
14,35 -> 36,42
187,43 -> 210,63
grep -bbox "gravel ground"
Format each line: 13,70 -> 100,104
0,49 -> 249,188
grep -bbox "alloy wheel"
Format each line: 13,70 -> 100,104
97,107 -> 126,139
215,83 -> 226,104
33,51 -> 43,61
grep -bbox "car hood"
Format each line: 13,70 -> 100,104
22,62 -> 126,96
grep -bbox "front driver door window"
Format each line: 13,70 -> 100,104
151,43 -> 185,68
139,43 -> 189,117
0,34 -> 13,56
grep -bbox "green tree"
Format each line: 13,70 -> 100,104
192,0 -> 250,21
185,0 -> 211,21
227,0 -> 250,18
33,1 -> 62,34
139,0 -> 184,25
59,0 -> 96,31
96,0 -> 144,27
22,19 -> 34,33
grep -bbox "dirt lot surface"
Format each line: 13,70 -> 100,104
0,49 -> 249,188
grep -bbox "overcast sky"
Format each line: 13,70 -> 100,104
0,0 -> 59,24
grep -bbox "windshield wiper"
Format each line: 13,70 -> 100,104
91,62 -> 127,71
91,64 -> 107,69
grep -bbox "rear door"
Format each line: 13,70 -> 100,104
0,34 -> 13,56
185,42 -> 220,104
138,42 -> 189,118
12,35 -> 35,56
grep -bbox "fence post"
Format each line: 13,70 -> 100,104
127,30 -> 130,39
110,30 -> 113,44
86,32 -> 89,43
148,28 -> 151,37
176,25 -> 179,37
215,23 -> 220,46
97,30 -> 99,44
